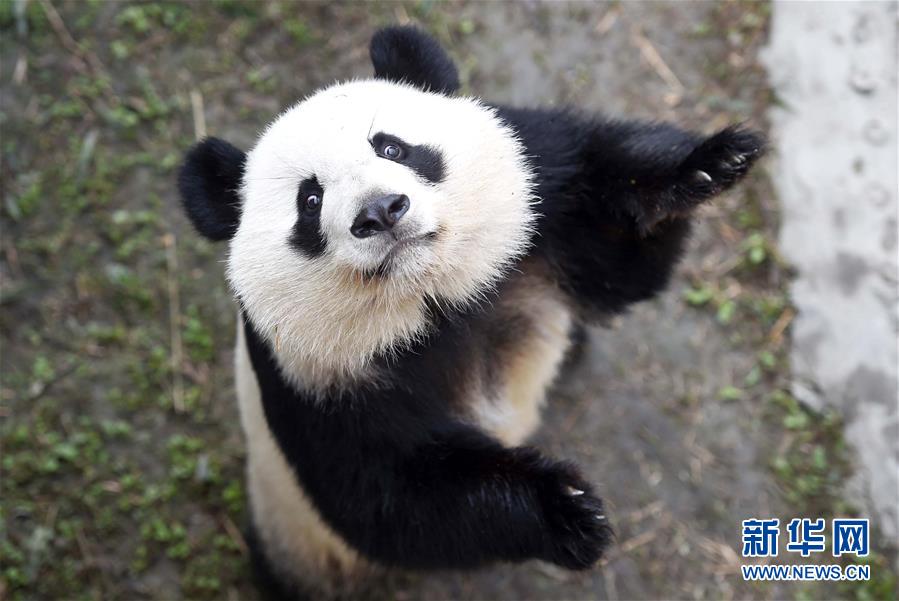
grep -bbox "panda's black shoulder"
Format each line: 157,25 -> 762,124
492,105 -> 594,191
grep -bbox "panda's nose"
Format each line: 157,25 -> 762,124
350,194 -> 410,239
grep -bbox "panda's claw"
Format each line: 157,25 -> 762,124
534,464 -> 614,570
695,169 -> 712,183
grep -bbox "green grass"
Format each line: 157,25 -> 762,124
0,1 -> 270,597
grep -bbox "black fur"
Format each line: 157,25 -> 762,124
495,106 -> 764,316
243,310 -> 613,572
178,137 -> 246,241
371,131 -> 446,184
370,26 -> 460,95
289,176 -> 327,258
245,520 -> 308,601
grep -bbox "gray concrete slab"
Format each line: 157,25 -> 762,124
763,1 -> 899,540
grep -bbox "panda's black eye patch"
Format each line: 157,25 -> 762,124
371,132 -> 445,184
289,176 -> 326,258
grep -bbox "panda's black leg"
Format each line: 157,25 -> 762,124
636,125 -> 765,232
517,449 -> 616,569
372,435 -> 614,570
244,519 -> 307,601
579,124 -> 766,234
677,126 -> 765,195
524,118 -> 764,317
286,425 -> 614,571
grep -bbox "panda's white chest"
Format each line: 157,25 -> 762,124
468,275 -> 573,446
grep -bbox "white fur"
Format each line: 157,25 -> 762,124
227,79 -> 536,392
470,276 -> 573,446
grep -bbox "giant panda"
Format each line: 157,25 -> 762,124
177,26 -> 764,597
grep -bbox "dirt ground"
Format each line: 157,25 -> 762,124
1,1 -> 895,600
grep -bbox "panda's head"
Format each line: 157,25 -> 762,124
178,27 -> 535,389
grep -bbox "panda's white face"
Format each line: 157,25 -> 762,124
227,80 -> 535,390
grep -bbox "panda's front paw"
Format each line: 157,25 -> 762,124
535,464 -> 614,569
678,126 -> 765,198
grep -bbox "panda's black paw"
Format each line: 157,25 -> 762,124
676,126 -> 765,200
536,463 -> 614,570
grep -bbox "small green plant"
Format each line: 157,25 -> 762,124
768,391 -> 848,510
184,306 -> 215,363
283,18 -> 313,45
743,232 -> 768,266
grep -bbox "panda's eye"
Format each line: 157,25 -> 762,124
304,193 -> 322,212
381,143 -> 403,160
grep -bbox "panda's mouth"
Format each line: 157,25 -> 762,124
371,231 -> 437,278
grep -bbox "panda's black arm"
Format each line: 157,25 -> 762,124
311,426 -> 612,570
243,318 -> 612,570
497,106 -> 764,316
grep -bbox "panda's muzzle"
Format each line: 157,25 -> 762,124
350,194 -> 410,239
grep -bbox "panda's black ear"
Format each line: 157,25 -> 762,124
177,137 -> 246,241
370,26 -> 460,95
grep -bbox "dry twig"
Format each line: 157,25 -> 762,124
163,234 -> 186,413
631,26 -> 685,106
38,0 -> 121,111
768,307 -> 795,347
595,6 -> 620,35
190,89 -> 206,141
220,513 -> 249,556
37,0 -> 90,72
